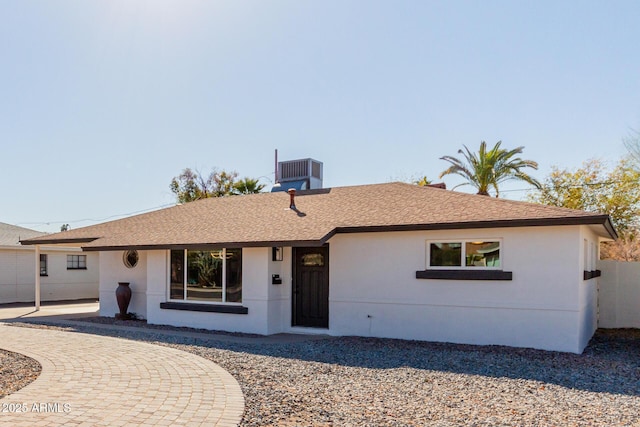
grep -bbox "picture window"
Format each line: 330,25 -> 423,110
170,248 -> 242,304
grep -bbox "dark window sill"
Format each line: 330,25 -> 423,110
67,268 -> 87,270
40,274 -> 48,277
160,302 -> 248,314
583,270 -> 602,280
416,269 -> 513,281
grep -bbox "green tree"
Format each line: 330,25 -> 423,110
234,177 -> 266,195
170,168 -> 208,203
170,168 -> 264,203
439,141 -> 541,197
210,170 -> 239,197
527,158 -> 640,234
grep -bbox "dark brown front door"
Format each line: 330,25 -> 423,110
293,246 -> 329,328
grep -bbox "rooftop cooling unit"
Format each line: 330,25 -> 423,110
271,158 -> 323,192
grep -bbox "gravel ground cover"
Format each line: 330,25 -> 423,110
4,319 -> 640,426
0,349 -> 41,399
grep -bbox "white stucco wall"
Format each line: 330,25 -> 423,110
95,224 -> 599,353
267,247 -> 293,334
0,248 -> 98,304
577,226 -> 601,350
99,251 -> 147,318
598,260 -> 640,328
145,250 -> 166,320
327,226 -> 587,353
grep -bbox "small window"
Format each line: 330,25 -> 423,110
302,253 -> 324,267
123,250 -> 139,268
272,247 -> 283,261
67,254 -> 87,270
428,240 -> 501,269
40,254 -> 48,276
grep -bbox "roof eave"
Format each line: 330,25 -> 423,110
81,239 -> 326,252
602,217 -> 618,240
20,237 -> 99,246
327,215 -> 618,239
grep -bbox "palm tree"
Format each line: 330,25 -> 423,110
439,141 -> 541,197
414,176 -> 432,186
233,177 -> 266,195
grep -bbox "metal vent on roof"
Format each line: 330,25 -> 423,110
279,159 -> 322,180
280,160 -> 307,180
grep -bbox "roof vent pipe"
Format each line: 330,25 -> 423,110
288,188 -> 296,209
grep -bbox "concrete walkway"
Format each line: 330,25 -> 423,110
0,299 -> 100,322
0,300 -> 100,321
0,323 -> 244,426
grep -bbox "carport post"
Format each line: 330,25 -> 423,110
35,245 -> 41,311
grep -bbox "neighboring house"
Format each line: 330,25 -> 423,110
21,183 -> 616,353
0,222 -> 98,304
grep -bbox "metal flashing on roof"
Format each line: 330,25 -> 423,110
271,179 -> 308,192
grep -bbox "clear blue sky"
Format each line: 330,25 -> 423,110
2,1 -> 638,232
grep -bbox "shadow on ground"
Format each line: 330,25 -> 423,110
6,318 -> 640,398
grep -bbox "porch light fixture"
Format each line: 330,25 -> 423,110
272,247 -> 283,261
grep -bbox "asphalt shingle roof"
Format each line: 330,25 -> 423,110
0,222 -> 46,247
20,182 -> 616,250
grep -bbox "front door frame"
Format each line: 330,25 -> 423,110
292,245 -> 329,328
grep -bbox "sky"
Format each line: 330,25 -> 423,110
1,1 -> 639,233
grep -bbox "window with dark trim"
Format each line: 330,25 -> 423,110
169,248 -> 242,304
67,254 -> 87,270
40,254 -> 48,276
418,239 -> 512,280
428,240 -> 501,269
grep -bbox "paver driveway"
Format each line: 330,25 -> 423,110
0,324 -> 244,426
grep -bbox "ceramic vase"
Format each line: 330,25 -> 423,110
115,282 -> 132,319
